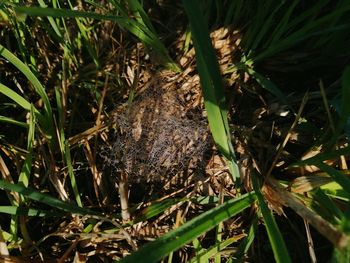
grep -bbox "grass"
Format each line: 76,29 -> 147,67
0,0 -> 349,262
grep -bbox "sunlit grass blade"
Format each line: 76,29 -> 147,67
0,45 -> 52,118
132,198 -> 183,223
120,192 -> 256,263
0,44 -> 55,147
37,0 -> 63,38
123,0 -> 179,71
294,147 -> 350,198
313,162 -> 350,200
214,221 -> 223,263
125,0 -> 156,35
66,0 -> 99,67
14,6 -> 153,47
182,0 -> 240,181
0,83 -> 41,116
252,175 -> 292,263
320,181 -> 349,202
189,236 -> 244,263
0,179 -> 98,216
0,116 -> 28,128
14,5 -> 180,72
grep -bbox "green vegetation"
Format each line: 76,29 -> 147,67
0,0 -> 349,262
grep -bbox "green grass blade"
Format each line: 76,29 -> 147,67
14,6 -> 151,46
0,44 -> 52,119
215,221 -> 223,263
66,0 -> 99,67
189,236 -> 241,263
293,147 -> 350,166
64,142 -> 82,207
120,192 -> 257,263
234,218 -> 257,260
182,0 -> 240,181
192,238 -> 204,263
0,115 -> 28,128
18,105 -> 35,188
37,0 -> 63,38
252,175 -> 292,263
269,0 -> 300,46
314,162 -> 350,198
0,83 -> 46,138
0,83 -> 40,115
125,0 -> 156,34
55,88 -> 82,207
332,247 -> 350,263
15,6 -> 122,21
340,65 -> 350,136
312,189 -> 343,225
249,2 -> 285,51
14,6 -> 180,72
132,198 -> 183,223
250,4 -> 350,62
0,44 -> 55,146
245,68 -> 289,107
0,179 -> 97,216
0,206 -> 66,217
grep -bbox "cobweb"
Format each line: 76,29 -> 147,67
101,72 -> 210,182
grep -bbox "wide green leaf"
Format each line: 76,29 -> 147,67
119,192 -> 256,263
182,0 -> 240,181
252,175 -> 292,263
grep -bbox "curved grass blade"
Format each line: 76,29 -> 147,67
120,192 -> 256,263
0,116 -> 28,128
14,6 -> 180,72
0,83 -> 41,116
0,45 -> 52,119
0,180 -> 98,216
123,0 -> 180,72
252,175 -> 292,263
0,45 -> 55,147
182,0 -> 240,181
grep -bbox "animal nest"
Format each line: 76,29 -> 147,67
112,71 -> 209,182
